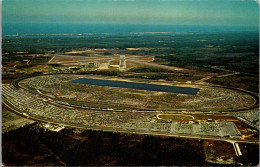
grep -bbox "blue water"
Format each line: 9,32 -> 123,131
2,23 -> 258,36
70,78 -> 199,95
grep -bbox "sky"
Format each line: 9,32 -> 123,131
2,0 -> 259,26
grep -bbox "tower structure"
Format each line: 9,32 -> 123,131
119,55 -> 126,69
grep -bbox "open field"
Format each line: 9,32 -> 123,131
48,54 -> 193,72
49,54 -> 154,69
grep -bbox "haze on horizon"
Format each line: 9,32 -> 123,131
2,0 -> 259,27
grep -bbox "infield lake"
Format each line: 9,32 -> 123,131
70,78 -> 199,95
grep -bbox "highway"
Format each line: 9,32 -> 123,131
237,117 -> 259,130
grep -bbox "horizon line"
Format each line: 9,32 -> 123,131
2,23 -> 259,27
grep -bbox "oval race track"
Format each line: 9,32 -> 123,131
2,74 -> 259,134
